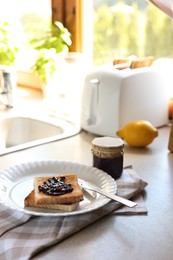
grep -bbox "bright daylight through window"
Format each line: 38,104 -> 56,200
0,0 -> 51,71
1,0 -> 173,74
92,0 -> 173,65
0,0 -> 173,100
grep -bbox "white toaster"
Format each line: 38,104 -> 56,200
80,64 -> 169,136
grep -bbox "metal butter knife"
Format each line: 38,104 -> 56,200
79,179 -> 137,208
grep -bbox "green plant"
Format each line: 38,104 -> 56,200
31,21 -> 72,84
0,22 -> 18,66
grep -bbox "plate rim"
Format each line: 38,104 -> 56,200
0,160 -> 117,217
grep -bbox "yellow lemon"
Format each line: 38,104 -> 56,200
116,120 -> 158,147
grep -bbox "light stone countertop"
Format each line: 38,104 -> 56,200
0,87 -> 173,260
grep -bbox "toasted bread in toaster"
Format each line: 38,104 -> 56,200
34,174 -> 83,205
113,57 -> 130,65
130,56 -> 154,69
24,190 -> 78,212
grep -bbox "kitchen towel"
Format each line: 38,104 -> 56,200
0,166 -> 147,260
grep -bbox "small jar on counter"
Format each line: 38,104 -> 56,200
91,137 -> 124,180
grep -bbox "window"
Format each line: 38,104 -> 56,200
53,1 -> 173,67
0,1 -> 173,82
92,0 -> 173,65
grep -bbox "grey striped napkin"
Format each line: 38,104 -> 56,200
0,166 -> 147,260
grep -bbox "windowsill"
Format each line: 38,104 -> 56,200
16,70 -> 43,90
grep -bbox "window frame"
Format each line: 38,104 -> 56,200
51,0 -> 83,52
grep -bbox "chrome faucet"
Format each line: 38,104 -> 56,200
0,67 -> 14,109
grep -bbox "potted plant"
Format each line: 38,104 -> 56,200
31,21 -> 72,86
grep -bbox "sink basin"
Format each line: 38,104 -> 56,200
0,115 -> 80,155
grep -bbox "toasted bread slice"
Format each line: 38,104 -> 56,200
24,190 -> 78,212
130,56 -> 154,69
34,174 -> 83,205
113,58 -> 130,65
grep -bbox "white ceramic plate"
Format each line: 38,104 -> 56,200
0,160 -> 116,217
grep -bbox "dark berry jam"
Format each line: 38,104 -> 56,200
93,155 -> 123,179
38,176 -> 73,196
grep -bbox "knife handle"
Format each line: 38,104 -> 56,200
95,189 -> 137,208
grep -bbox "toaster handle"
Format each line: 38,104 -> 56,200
87,78 -> 99,125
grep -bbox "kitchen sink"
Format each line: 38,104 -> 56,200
0,115 -> 80,155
